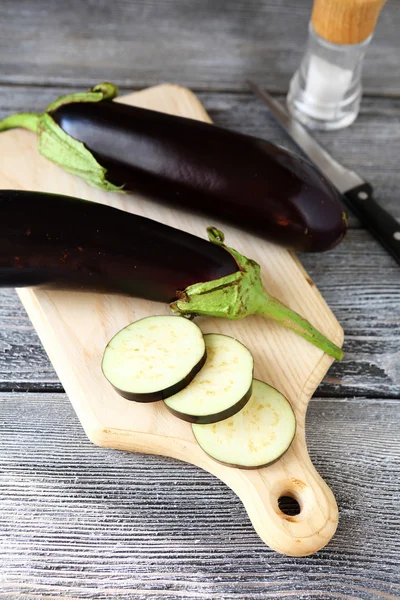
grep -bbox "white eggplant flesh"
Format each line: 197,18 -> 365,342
102,315 -> 206,402
164,333 -> 253,424
192,379 -> 296,468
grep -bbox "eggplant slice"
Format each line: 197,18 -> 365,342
102,316 -> 206,402
164,333 -> 253,424
192,379 -> 296,468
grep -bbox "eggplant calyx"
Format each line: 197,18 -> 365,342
171,229 -> 344,361
46,82 -> 118,113
0,82 -> 122,193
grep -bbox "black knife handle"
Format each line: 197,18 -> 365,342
343,183 -> 400,265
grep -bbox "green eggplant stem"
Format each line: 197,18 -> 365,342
0,83 -> 122,192
0,113 -> 41,133
171,227 -> 344,361
253,292 -> 343,361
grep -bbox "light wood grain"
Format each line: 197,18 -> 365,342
312,0 -> 387,44
0,84 -> 344,556
1,393 -> 399,599
0,0 -> 399,94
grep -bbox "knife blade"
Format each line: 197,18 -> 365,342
248,80 -> 400,265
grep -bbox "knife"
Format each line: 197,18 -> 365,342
248,80 -> 400,265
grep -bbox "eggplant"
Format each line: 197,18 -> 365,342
102,316 -> 207,402
0,83 -> 347,253
164,333 -> 254,424
0,189 -> 343,360
192,379 -> 296,469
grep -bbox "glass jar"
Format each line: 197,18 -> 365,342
287,22 -> 372,131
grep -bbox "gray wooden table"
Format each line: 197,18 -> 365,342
1,1 -> 399,598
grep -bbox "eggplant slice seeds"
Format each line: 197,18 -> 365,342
102,319 -> 295,470
192,379 -> 296,468
164,333 -> 254,424
102,316 -> 206,402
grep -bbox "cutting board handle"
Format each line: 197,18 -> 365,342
204,431 -> 338,557
92,412 -> 338,557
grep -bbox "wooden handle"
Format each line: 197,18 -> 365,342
312,0 -> 387,44
192,418 -> 339,557
225,441 -> 338,557
90,409 -> 339,558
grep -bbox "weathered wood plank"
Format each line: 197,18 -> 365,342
1,229 -> 399,398
1,87 -> 399,225
0,0 -> 399,94
0,1 -> 398,595
1,393 -> 399,598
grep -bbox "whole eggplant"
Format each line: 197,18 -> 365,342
0,83 -> 348,253
0,190 -> 235,300
0,189 -> 343,360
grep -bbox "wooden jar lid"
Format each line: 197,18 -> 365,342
312,0 -> 387,44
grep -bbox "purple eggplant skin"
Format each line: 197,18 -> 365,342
52,101 -> 348,253
0,189 -> 345,361
0,190 -> 238,301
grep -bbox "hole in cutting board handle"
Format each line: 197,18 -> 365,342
270,479 -> 310,522
278,495 -> 301,516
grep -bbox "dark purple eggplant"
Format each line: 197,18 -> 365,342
0,189 -> 343,360
0,83 -> 348,253
0,189 -> 235,300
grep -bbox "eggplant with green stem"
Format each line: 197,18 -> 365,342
0,83 -> 348,253
0,189 -> 343,360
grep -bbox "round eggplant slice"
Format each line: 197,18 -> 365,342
164,333 -> 253,424
102,315 -> 206,402
192,379 -> 296,468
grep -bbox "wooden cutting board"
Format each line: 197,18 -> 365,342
0,84 -> 343,556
